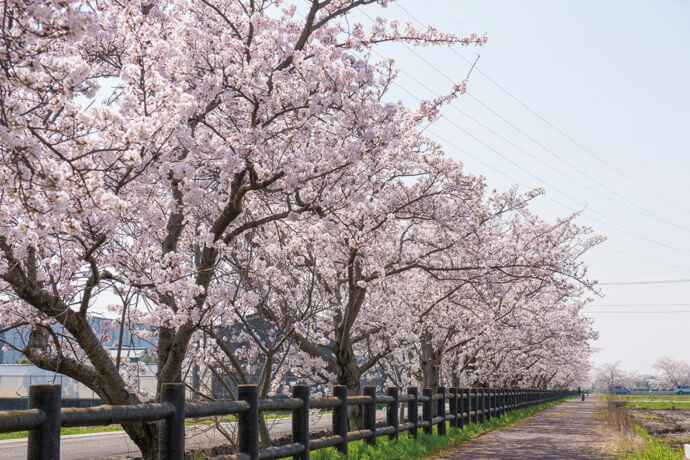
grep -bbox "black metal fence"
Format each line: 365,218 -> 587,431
0,383 -> 576,459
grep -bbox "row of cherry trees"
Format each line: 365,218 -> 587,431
596,358 -> 690,391
0,1 -> 599,457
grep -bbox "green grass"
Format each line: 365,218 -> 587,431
621,425 -> 685,459
604,394 -> 690,401
0,425 -> 125,440
626,401 -> 690,410
595,394 -> 690,410
290,399 -> 565,460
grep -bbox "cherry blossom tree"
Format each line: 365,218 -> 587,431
227,154 -> 601,428
0,0 -> 487,456
402,207 -> 600,389
595,362 -> 637,392
0,0 -> 601,455
652,357 -> 690,389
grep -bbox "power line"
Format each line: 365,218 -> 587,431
416,99 -> 690,259
391,58 -> 690,236
297,7 -> 690,267
382,7 -> 690,236
432,111 -> 690,256
599,279 -> 690,286
356,16 -> 690,256
394,2 -> 690,216
585,310 -> 690,314
596,244 -> 690,272
465,93 -> 690,235
586,303 -> 690,307
423,123 -> 690,264
354,9 -> 690,256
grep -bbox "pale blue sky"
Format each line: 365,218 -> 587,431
351,0 -> 690,374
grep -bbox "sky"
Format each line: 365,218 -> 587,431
348,0 -> 690,375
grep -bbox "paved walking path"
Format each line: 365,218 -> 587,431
439,398 -> 604,459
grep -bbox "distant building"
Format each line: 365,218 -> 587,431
633,375 -> 657,390
0,315 -> 154,364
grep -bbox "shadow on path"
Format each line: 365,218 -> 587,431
439,399 -> 604,459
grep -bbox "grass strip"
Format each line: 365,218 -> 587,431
626,401 -> 690,410
0,425 -> 125,441
299,399 -> 565,460
622,425 -> 685,459
597,394 -> 690,402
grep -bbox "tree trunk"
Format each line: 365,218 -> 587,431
259,416 -> 271,448
335,340 -> 363,430
420,340 -> 441,389
452,372 -> 460,388
191,363 -> 200,399
420,339 -> 441,416
24,323 -> 166,460
122,422 -> 158,460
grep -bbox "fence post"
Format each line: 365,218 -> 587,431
485,390 -> 491,422
363,386 -> 377,446
437,386 -> 446,435
493,390 -> 498,418
292,385 -> 310,459
487,390 -> 496,420
160,383 -> 185,460
495,389 -> 503,418
386,387 -> 399,440
407,387 -> 418,439
449,388 -> 458,429
501,389 -> 506,417
471,389 -> 478,424
333,385 -> 348,455
496,390 -> 500,417
479,389 -> 485,423
456,387 -> 462,428
28,384 -> 61,460
238,384 -> 259,460
422,388 -> 433,434
459,389 -> 467,429
494,390 -> 498,417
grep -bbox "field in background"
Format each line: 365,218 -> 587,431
596,395 -> 685,458
598,394 -> 690,448
611,394 -> 690,402
600,394 -> 690,410
627,401 -> 690,410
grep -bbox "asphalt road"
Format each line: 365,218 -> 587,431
0,410 -> 389,460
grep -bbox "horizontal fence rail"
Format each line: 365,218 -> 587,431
0,383 -> 578,459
